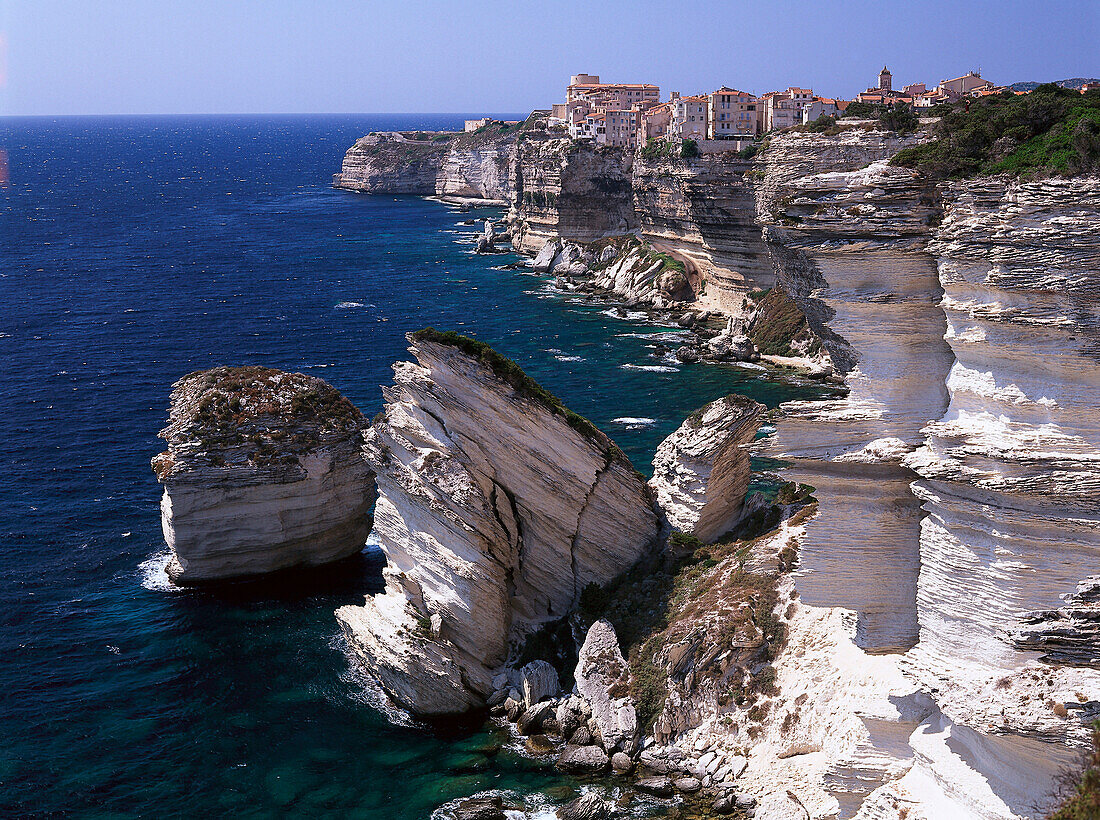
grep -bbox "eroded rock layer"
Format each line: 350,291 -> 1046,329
336,332 -> 661,715
152,367 -> 375,583
649,394 -> 765,543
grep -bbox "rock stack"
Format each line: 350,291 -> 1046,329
336,330 -> 661,715
151,366 -> 375,584
649,394 -> 766,543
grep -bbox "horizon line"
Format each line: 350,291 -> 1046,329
0,111 -> 537,119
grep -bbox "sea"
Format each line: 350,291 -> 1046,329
0,114 -> 824,818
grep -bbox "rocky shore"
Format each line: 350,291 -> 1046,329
328,116 -> 1100,818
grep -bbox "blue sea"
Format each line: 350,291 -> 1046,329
0,115 -> 821,818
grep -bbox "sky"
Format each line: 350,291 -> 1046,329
2,0 -> 1098,115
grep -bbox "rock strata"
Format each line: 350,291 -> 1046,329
151,366 -> 375,583
649,394 -> 766,543
336,331 -> 661,715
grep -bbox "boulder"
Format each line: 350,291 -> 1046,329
639,748 -> 670,774
532,239 -> 561,272
633,777 -> 674,797
517,701 -> 555,735
649,394 -> 766,544
575,620 -> 638,754
712,795 -> 734,815
559,792 -> 615,820
521,659 -> 561,708
451,795 -> 506,820
598,245 -> 618,265
674,777 -> 702,793
556,695 -> 589,739
754,792 -> 805,819
525,734 -> 557,755
151,367 -> 375,584
569,726 -> 593,746
556,744 -> 610,775
611,752 -> 633,774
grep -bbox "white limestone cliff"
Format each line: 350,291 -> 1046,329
151,367 -> 375,584
649,394 -> 766,543
336,332 -> 661,716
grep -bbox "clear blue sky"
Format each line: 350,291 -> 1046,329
3,0 -> 1097,115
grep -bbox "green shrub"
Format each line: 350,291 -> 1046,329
669,531 -> 704,553
680,138 -> 699,158
805,114 -> 838,133
892,84 -> 1100,178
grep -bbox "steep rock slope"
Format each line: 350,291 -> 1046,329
899,176 -> 1100,783
631,154 -> 773,314
649,394 -> 766,543
151,367 -> 375,583
334,123 -> 538,203
754,132 -> 950,656
508,138 -> 637,254
751,134 -> 1100,818
336,332 -> 661,715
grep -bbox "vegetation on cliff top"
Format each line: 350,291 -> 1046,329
154,366 -> 364,478
892,84 -> 1100,178
640,137 -> 698,160
409,328 -> 625,460
843,101 -> 920,134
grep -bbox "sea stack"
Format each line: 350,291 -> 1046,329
336,330 -> 661,716
151,366 -> 376,584
649,394 -> 765,543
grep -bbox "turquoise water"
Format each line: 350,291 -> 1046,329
0,115 -> 822,817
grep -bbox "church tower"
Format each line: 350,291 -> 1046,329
879,66 -> 892,91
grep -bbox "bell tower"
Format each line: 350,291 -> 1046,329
879,66 -> 892,91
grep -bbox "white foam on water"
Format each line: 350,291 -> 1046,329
332,633 -> 417,728
612,417 -> 657,427
620,364 -> 679,373
545,348 -> 584,363
734,361 -> 767,371
139,550 -> 183,593
334,301 -> 365,309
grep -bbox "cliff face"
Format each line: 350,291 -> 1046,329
509,139 -> 637,253
748,134 -> 1100,818
336,333 -> 661,715
151,367 -> 375,583
332,123 -> 1100,815
334,124 -> 532,202
631,155 -> 774,313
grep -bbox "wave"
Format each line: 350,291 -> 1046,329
139,550 -> 183,593
600,308 -> 650,322
332,633 -> 417,728
620,364 -> 679,373
545,348 -> 584,363
335,301 -> 365,309
612,417 -> 657,428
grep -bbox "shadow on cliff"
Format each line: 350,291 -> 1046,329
173,545 -> 387,606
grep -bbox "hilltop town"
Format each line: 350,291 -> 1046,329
460,69 -> 1100,156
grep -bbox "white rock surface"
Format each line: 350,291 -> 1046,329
575,619 -> 638,754
152,367 -> 375,583
336,333 -> 661,715
649,394 -> 765,542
